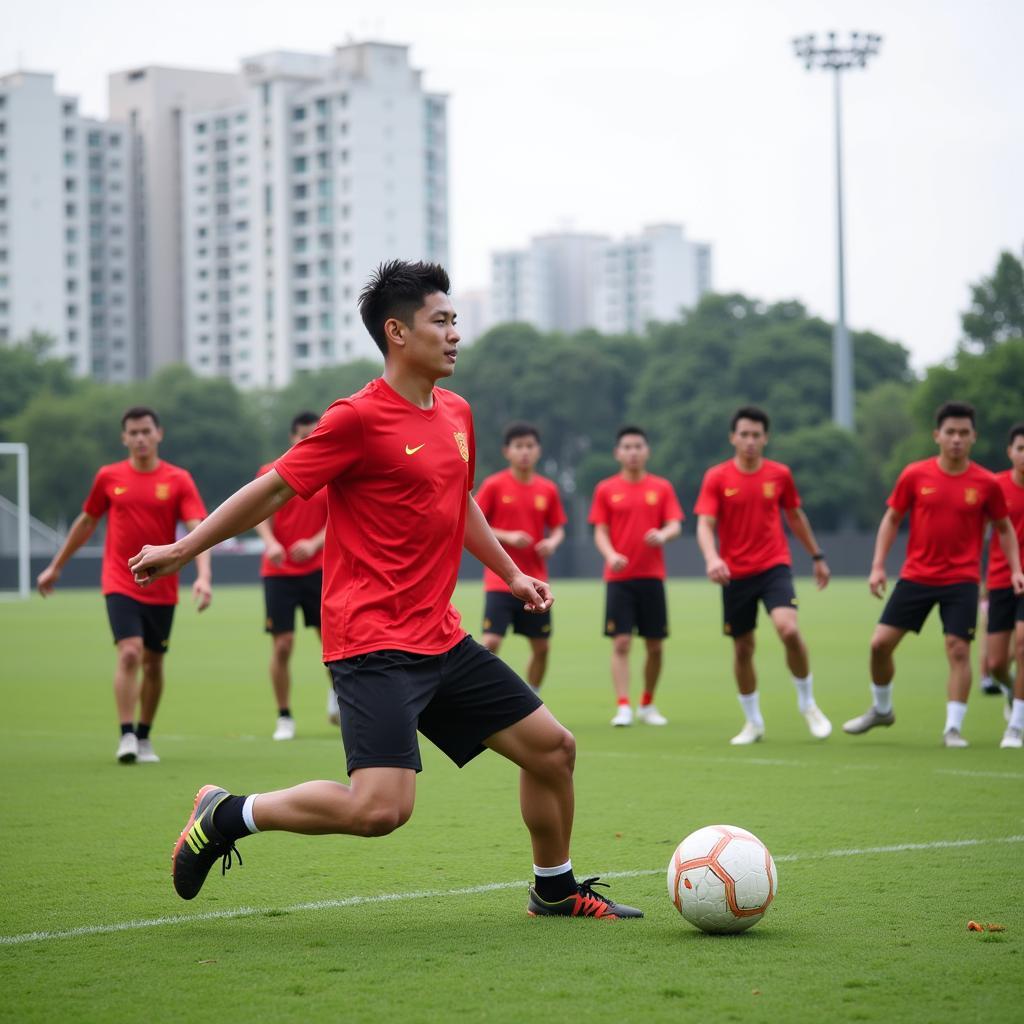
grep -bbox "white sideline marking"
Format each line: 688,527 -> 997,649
934,768 -> 1024,781
2,834 -> 1021,948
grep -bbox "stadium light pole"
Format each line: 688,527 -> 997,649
792,31 -> 882,430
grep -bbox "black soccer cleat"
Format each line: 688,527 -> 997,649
527,876 -> 644,919
171,785 -> 243,900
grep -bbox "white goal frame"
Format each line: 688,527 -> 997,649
0,442 -> 30,599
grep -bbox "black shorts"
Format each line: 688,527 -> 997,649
880,579 -> 979,641
263,571 -> 322,634
328,635 -> 543,775
987,587 -> 1024,633
105,593 -> 175,654
482,590 -> 552,640
722,564 -> 797,638
603,579 -> 668,639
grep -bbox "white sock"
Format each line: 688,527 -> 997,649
242,794 -> 261,834
944,701 -> 968,734
792,674 -> 814,713
871,684 -> 893,714
1010,699 -> 1024,731
738,692 -> 764,728
533,859 -> 572,877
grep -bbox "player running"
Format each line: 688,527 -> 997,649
985,423 -> 1024,748
475,422 -> 567,694
845,402 -> 1024,747
130,261 -> 642,919
255,411 -> 336,740
694,406 -> 832,745
37,406 -> 211,763
589,426 -> 683,727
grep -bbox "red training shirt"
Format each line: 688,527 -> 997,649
475,469 -> 567,592
257,462 -> 328,577
274,378 -> 474,661
588,473 -> 684,581
888,459 -> 1007,586
986,470 -> 1024,590
83,459 -> 207,605
693,459 -> 801,579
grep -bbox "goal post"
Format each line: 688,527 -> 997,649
0,442 -> 30,599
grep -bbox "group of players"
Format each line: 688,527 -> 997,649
34,260 -> 1024,918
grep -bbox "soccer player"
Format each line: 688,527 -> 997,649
589,426 -> 683,727
475,422 -> 567,694
845,402 -> 1024,747
36,406 -> 211,763
694,406 -> 833,745
255,411 -> 335,740
985,423 -> 1024,748
129,261 -> 642,919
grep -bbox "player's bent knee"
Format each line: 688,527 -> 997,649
734,635 -> 755,660
945,635 -> 970,661
351,803 -> 412,837
612,636 -> 632,656
272,633 -> 295,658
117,641 -> 143,671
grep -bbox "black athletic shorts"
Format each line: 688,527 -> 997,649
482,590 -> 552,640
722,564 -> 797,638
263,571 -> 323,634
105,593 -> 175,653
603,578 -> 668,639
328,635 -> 543,775
987,586 -> 1024,633
880,579 -> 979,641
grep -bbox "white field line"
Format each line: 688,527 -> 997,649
933,768 -> 1024,780
2,834 -> 1022,948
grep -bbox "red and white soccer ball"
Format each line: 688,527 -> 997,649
667,825 -> 778,934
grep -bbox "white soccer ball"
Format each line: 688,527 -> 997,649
666,824 -> 778,934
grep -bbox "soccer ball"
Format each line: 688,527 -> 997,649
666,824 -> 778,934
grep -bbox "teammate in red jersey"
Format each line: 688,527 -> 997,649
845,402 -> 1024,747
589,426 -> 683,727
130,261 -> 643,919
694,407 -> 832,745
476,422 -> 567,694
37,407 -> 211,764
255,411 -> 333,741
985,422 -> 1024,748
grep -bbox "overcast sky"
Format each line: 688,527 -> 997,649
4,0 -> 1021,369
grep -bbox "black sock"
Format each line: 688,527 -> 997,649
136,722 -> 151,741
212,795 -> 251,842
278,708 -> 292,718
120,722 -> 135,736
534,868 -> 577,902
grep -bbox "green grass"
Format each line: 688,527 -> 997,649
1,579 -> 1021,1023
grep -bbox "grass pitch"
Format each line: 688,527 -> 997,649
1,579 -> 1021,1023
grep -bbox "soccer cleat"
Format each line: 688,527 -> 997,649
610,705 -> 633,727
842,707 -> 895,734
1000,726 -> 1023,749
273,715 -> 296,741
636,704 -> 668,726
136,739 -> 160,763
943,728 -> 969,748
980,676 -> 1003,696
802,704 -> 832,739
527,877 -> 643,919
729,721 -> 765,746
327,687 -> 340,726
171,785 -> 243,900
116,732 -> 138,764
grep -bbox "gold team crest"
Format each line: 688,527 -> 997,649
155,483 -> 171,500
763,481 -> 776,499
964,487 -> 978,506
535,495 -> 548,511
453,431 -> 469,463
645,490 -> 659,506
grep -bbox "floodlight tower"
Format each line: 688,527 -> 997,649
792,31 -> 882,430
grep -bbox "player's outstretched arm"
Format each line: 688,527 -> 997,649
869,508 -> 903,598
130,471 -> 296,585
37,512 -> 99,596
784,507 -> 831,590
993,518 -> 1024,595
696,515 -> 730,585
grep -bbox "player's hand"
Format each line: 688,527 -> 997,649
607,552 -> 628,573
289,538 -> 318,563
705,556 -> 731,586
129,543 -> 188,585
534,537 -> 557,558
507,531 -> 533,550
643,528 -> 665,548
813,559 -> 831,591
265,539 -> 286,566
869,565 -> 887,599
1012,570 -> 1024,596
508,572 -> 553,613
192,577 -> 213,612
36,564 -> 60,597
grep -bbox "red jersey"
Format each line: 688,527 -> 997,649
83,459 -> 207,605
693,459 -> 800,579
588,473 -> 684,581
274,378 -> 474,661
888,459 -> 1008,586
475,469 -> 567,592
986,470 -> 1024,590
257,462 -> 328,577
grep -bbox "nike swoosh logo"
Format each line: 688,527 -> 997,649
921,487 -> 937,495
405,444 -> 425,455
725,488 -> 739,496
114,487 -> 127,494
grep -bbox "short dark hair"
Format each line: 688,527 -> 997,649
358,259 -> 451,356
503,422 -> 540,446
1008,422 -> 1024,445
290,410 -> 319,434
935,401 -> 976,428
121,406 -> 160,429
616,425 -> 648,444
730,406 -> 770,433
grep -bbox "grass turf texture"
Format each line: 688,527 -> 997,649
1,579 -> 1021,1024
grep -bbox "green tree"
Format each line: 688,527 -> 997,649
0,333 -> 77,431
961,248 -> 1024,351
854,380 -> 917,525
